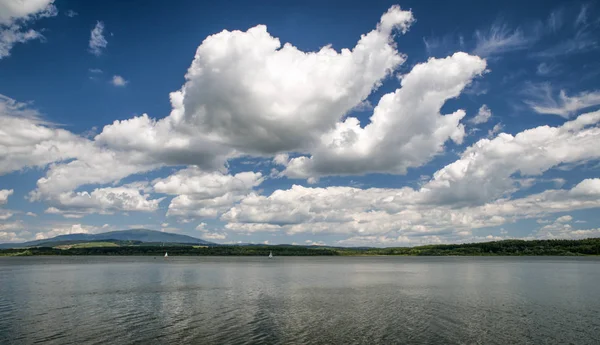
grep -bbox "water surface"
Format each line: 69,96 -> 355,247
1,256 -> 598,344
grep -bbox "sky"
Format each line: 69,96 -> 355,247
1,0 -> 600,247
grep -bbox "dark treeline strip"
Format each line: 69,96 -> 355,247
0,245 -> 339,256
347,238 -> 600,256
1,239 -> 599,256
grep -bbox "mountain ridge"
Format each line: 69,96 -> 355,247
0,228 -> 214,249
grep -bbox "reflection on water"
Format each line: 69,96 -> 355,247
1,256 -> 599,344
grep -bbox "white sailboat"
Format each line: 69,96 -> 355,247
164,252 -> 168,258
268,251 -> 273,259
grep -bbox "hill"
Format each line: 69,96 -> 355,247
0,229 -> 214,249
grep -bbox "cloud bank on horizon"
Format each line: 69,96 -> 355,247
1,0 -> 599,246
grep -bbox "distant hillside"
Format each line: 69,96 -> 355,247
0,229 -> 214,249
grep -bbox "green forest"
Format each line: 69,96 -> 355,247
1,238 -> 600,256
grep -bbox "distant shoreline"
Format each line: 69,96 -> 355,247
1,238 -> 599,257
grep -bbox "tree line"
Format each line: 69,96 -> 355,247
1,238 -> 599,256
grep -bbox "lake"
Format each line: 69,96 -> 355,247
1,256 -> 599,344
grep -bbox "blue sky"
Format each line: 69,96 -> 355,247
1,0 -> 599,246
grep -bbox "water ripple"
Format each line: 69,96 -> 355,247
1,256 -> 599,344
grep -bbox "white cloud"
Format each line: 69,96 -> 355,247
34,223 -> 98,240
272,153 -> 289,166
4,6 -> 600,247
111,75 -> 128,87
26,212 -> 37,217
220,177 -> 600,243
0,0 -> 56,25
65,10 -> 78,17
176,5 -> 413,154
89,68 -> 103,73
282,52 -> 486,179
524,83 -> 600,118
0,230 -> 26,242
218,110 -> 600,243
39,184 -> 163,217
89,21 -> 107,56
473,22 -> 531,57
0,26 -> 44,58
555,215 -> 572,223
22,6 -> 415,207
420,110 -> 600,206
195,222 -> 227,240
154,168 -> 264,218
31,147 -> 159,199
201,232 -> 227,240
0,189 -> 13,205
0,187 -> 13,221
0,210 -> 13,220
470,104 -> 492,125
154,168 -> 263,197
0,94 -> 93,175
0,222 -> 30,242
305,239 -> 326,246
534,213 -> 600,240
0,0 -> 57,59
0,220 -> 23,231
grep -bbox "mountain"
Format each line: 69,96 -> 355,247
0,229 -> 214,249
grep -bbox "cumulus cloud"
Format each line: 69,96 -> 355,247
200,231 -> 227,240
0,0 -> 57,59
154,168 -> 263,196
535,213 -> 600,240
281,52 -> 486,179
175,5 -> 414,154
89,21 -> 107,56
44,185 -> 163,217
218,110 -> 600,242
0,189 -> 13,205
555,215 -> 573,223
25,6 -> 415,213
0,211 -> 13,220
0,94 -> 93,175
154,168 -> 264,218
4,5 -> 600,246
420,110 -> 600,206
0,189 -> 15,221
111,75 -> 128,87
0,220 -> 28,242
220,178 -> 600,244
194,222 -> 227,241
